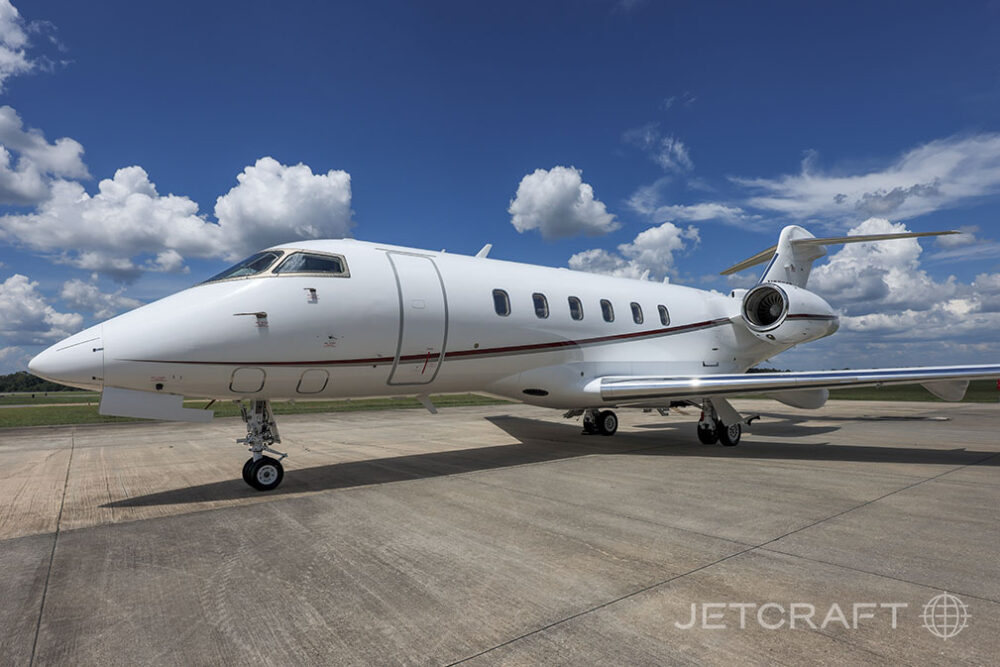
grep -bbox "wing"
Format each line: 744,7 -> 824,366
599,364 -> 1000,403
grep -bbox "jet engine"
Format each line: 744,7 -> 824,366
740,283 -> 839,345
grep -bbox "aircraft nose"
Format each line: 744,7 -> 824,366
28,325 -> 104,391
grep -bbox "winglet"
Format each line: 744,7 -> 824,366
475,243 -> 492,258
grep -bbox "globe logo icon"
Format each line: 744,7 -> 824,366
921,592 -> 970,640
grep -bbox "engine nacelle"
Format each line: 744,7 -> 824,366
741,283 -> 839,345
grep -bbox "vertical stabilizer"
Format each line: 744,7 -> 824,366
758,225 -> 826,287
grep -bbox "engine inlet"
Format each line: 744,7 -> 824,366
742,284 -> 788,330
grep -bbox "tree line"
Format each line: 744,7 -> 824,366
0,371 -> 81,393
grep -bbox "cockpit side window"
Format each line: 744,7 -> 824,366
274,252 -> 348,276
202,251 -> 283,283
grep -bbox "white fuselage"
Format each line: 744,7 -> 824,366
32,239 -> 797,409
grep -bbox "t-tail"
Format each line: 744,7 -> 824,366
721,224 -> 958,288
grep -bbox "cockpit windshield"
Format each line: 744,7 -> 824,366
273,252 -> 347,275
202,251 -> 283,284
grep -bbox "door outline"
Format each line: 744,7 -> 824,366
386,251 -> 449,385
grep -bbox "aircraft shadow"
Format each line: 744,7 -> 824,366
104,414 -> 998,508
103,424 -> 625,508
752,410 -> 959,424
633,418 -> 840,438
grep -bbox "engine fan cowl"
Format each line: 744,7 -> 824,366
740,283 -> 839,345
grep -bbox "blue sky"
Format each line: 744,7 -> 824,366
1,0 -> 999,372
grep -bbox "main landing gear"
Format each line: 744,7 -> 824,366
696,398 -> 757,447
238,400 -> 287,491
697,419 -> 742,446
582,408 -> 619,436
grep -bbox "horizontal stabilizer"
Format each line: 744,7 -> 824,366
100,386 -> 213,423
721,230 -> 957,276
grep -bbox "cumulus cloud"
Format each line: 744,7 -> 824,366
623,123 -> 693,173
0,274 -> 82,343
214,156 -> 353,257
509,166 -> 619,239
60,279 -> 141,320
0,1 -> 62,93
0,157 -> 354,280
0,105 -> 89,204
971,273 -> 1000,313
734,134 -> 1000,222
0,168 -> 215,280
809,218 -> 958,315
568,221 -> 699,281
0,1 -> 33,90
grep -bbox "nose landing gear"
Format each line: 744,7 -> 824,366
238,400 -> 287,491
242,455 -> 284,490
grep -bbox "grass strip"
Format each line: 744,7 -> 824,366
0,393 -> 511,428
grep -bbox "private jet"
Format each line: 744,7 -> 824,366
29,225 -> 1000,491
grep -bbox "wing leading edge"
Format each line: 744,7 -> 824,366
599,364 -> 1000,403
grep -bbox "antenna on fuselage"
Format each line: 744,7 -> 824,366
475,243 -> 492,258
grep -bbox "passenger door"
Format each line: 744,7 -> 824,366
386,252 -> 448,385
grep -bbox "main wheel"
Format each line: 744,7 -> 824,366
717,421 -> 742,446
697,424 -> 718,445
248,456 -> 284,491
597,410 -> 618,436
242,457 -> 255,485
582,417 -> 599,434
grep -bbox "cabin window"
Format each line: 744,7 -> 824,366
203,250 -> 283,283
631,302 -> 643,324
568,296 -> 584,320
493,289 -> 511,316
601,299 -> 614,322
274,252 -> 348,276
658,305 -> 670,326
532,293 -> 549,319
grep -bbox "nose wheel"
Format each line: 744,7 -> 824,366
237,400 -> 287,491
243,456 -> 284,490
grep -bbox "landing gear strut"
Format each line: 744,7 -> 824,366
582,409 -> 618,436
238,400 -> 287,491
697,399 -> 754,446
